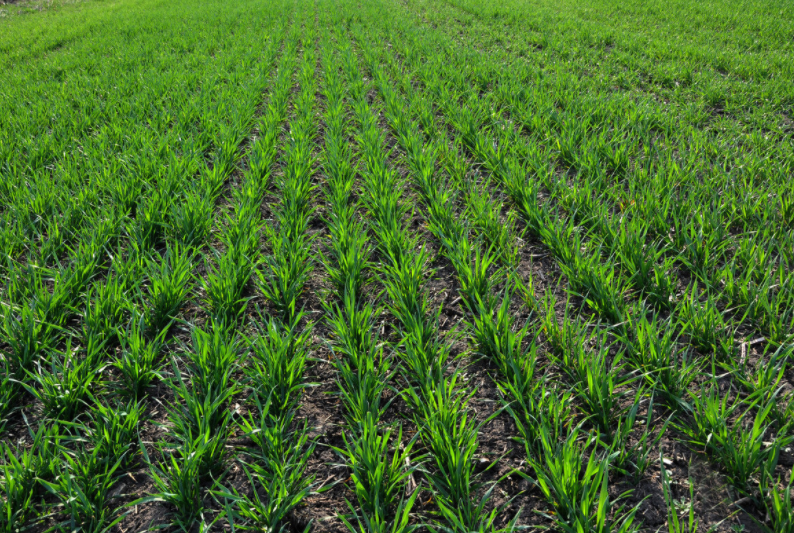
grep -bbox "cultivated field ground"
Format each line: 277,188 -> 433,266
1,0 -> 794,531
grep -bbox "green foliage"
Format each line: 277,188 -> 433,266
246,313 -> 312,417
678,383 -> 793,495
114,316 -> 164,399
41,446 -> 126,533
86,399 -> 144,468
22,338 -> 105,420
139,443 -> 206,532
144,245 -> 194,333
1,0 -> 792,530
530,428 -> 640,532
660,459 -> 700,533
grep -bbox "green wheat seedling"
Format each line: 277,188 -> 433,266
448,240 -> 502,317
461,177 -> 522,268
2,261 -> 49,307
496,338 -> 572,457
258,222 -> 314,321
34,219 -> 67,267
207,37 -> 317,533
0,368 -> 13,432
0,423 -> 61,529
607,396 -> 670,482
530,427 -> 640,533
758,456 -> 794,533
245,312 -> 312,417
339,491 -> 421,533
368,198 -> 417,271
336,344 -> 393,430
21,338 -> 105,420
408,376 -> 497,531
138,443 -> 206,533
167,363 -> 235,446
419,186 -> 461,251
678,382 -> 793,495
210,125 -> 250,186
324,144 -> 356,202
333,417 -> 419,528
169,185 -> 215,249
109,249 -> 147,294
228,176 -> 265,224
381,244 -> 432,326
2,299 -> 63,383
752,274 -> 794,345
81,274 -> 132,346
144,244 -> 194,333
400,28 -> 728,328
52,230 -> 116,311
385,269 -> 453,392
237,396 -> 313,477
561,244 -> 629,326
185,320 -> 241,398
152,373 -> 233,526
85,398 -> 144,468
220,202 -> 264,261
55,225 -> 114,306
367,54 -> 579,497
229,296 -> 310,503
362,172 -> 413,260
398,316 -> 454,401
202,248 -> 256,326
0,441 -> 38,532
719,253 -> 772,322
245,129 -> 279,189
25,421 -> 64,481
326,293 -> 394,426
468,287 -> 532,373
128,189 -> 169,252
611,223 -> 667,302
41,446 -> 126,533
323,214 -> 371,301
215,455 -> 316,532
28,272 -> 74,328
0,221 -> 24,270
659,458 -> 700,533
568,346 -> 637,443
676,285 -> 736,361
623,314 -> 700,410
542,302 -> 589,370
108,173 -> 145,218
276,174 -> 316,237
115,316 -> 164,398
174,418 -> 232,482
674,211 -> 729,286
730,344 -> 794,425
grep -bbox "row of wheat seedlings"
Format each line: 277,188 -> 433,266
318,30 -> 419,530
212,20 -> 322,531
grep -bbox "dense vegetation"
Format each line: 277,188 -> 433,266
1,0 -> 793,531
